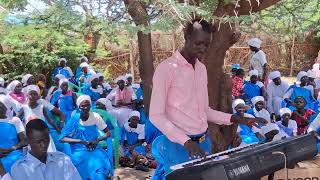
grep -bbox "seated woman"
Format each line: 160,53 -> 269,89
46,74 -> 65,102
276,108 -> 297,137
121,111 -> 150,172
82,74 -> 106,103
291,96 -> 316,135
77,62 -> 94,86
36,74 -> 48,98
243,70 -> 266,104
52,58 -> 74,80
51,78 -> 77,123
75,56 -> 95,80
284,71 -> 318,111
7,80 -> 26,105
60,95 -> 113,180
0,96 -> 26,178
247,96 -> 271,123
107,76 -> 135,128
232,99 -> 263,145
97,73 -> 112,94
17,85 -> 65,152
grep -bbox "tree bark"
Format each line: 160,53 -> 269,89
124,0 -> 154,115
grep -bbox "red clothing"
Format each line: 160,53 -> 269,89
291,109 -> 315,135
232,76 -> 244,97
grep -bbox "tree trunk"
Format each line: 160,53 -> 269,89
124,0 -> 154,115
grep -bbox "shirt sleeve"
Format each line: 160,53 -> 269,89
93,113 -> 108,131
149,62 -> 191,146
207,108 -> 232,125
41,99 -> 55,111
258,51 -> 267,66
11,117 -> 25,133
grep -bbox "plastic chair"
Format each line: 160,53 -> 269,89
92,109 -> 120,168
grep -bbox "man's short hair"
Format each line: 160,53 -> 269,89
184,18 -> 215,38
26,119 -> 49,137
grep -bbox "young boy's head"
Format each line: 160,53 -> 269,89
294,96 -> 306,110
235,69 -> 245,78
26,119 -> 50,159
252,96 -> 265,111
279,108 -> 292,122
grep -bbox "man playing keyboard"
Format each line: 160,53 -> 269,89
149,19 -> 266,179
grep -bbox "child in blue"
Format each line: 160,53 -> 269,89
0,95 -> 26,177
60,95 -> 114,180
121,111 -> 150,172
51,78 -> 77,123
243,69 -> 266,104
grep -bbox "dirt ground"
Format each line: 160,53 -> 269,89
114,168 -> 154,180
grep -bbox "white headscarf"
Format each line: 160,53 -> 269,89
59,78 -> 69,87
279,108 -> 292,117
248,38 -> 262,48
96,98 -> 112,110
0,77 -> 4,87
251,96 -> 265,106
21,74 -> 33,86
89,73 -> 99,83
296,71 -> 308,82
59,58 -> 67,63
55,74 -> 65,80
232,99 -> 245,113
80,56 -> 88,63
80,62 -> 89,68
26,85 -> 40,95
249,70 -> 259,77
307,70 -> 316,79
76,95 -> 91,107
268,71 -> 281,80
114,76 -> 126,83
0,95 -> 12,111
130,111 -> 140,119
6,80 -> 21,93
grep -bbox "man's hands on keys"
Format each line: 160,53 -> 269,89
184,139 -> 206,159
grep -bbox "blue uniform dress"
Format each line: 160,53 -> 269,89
52,67 -> 71,79
243,81 -> 262,104
59,111 -> 113,179
121,123 -> 146,158
81,85 -> 102,103
0,117 -> 24,173
151,132 -> 212,180
50,90 -> 76,123
286,84 -> 319,111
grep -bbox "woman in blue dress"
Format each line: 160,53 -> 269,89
52,58 -> 73,80
0,95 -> 26,177
60,95 -> 114,180
243,70 -> 266,104
51,78 -> 77,123
82,74 -> 106,103
75,56 -> 89,80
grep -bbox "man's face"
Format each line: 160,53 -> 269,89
117,80 -> 125,90
282,113 -> 291,121
127,77 -> 133,85
60,61 -> 66,67
60,82 -> 69,93
28,91 -> 40,102
235,104 -> 246,116
129,116 -> 139,128
15,83 -> 23,93
300,76 -> 309,85
27,129 -> 50,158
249,46 -> 258,52
273,77 -> 281,86
185,29 -> 211,60
27,76 -> 36,85
255,101 -> 265,111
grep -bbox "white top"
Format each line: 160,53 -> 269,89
277,120 -> 297,137
267,81 -> 289,113
253,108 -> 271,123
250,50 -> 267,77
0,117 -> 25,133
21,99 -> 55,123
11,152 -> 81,180
124,123 -> 145,140
80,112 -> 107,131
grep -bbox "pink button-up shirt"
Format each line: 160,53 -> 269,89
150,51 -> 232,145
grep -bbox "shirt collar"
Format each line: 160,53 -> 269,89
173,50 -> 199,67
26,152 -> 58,167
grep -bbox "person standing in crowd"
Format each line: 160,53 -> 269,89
60,95 -> 114,180
50,78 -> 77,123
267,71 -> 289,118
52,58 -> 74,80
243,69 -> 266,104
0,96 -> 26,178
232,68 -> 245,99
11,119 -> 81,180
247,38 -> 268,83
149,19 -> 267,179
276,108 -> 297,137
